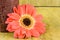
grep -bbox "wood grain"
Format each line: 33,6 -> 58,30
19,0 -> 60,6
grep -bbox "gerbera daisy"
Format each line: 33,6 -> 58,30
5,4 -> 46,38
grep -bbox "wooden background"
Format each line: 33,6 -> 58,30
19,0 -> 60,6
0,0 -> 60,40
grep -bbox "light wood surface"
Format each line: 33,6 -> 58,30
19,0 -> 60,6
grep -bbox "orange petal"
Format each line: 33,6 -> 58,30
17,5 -> 25,15
13,7 -> 18,13
34,22 -> 46,34
21,4 -> 36,16
6,24 -> 14,32
34,15 -> 43,22
25,30 -> 31,38
26,4 -> 36,16
30,29 -> 40,37
21,4 -> 26,14
14,31 -> 18,38
7,13 -> 20,20
5,18 -> 14,24
14,29 -> 25,39
8,21 -> 20,31
18,34 -> 25,39
21,5 -> 26,14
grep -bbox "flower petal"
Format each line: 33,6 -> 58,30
20,4 -> 26,14
34,15 -> 43,22
26,4 -> 37,16
11,21 -> 20,30
25,30 -> 31,38
6,24 -> 14,32
30,29 -> 40,37
6,21 -> 20,32
14,30 -> 18,38
13,5 -> 25,15
34,22 -> 46,34
14,29 -> 25,39
7,13 -> 20,20
13,7 -> 18,14
21,4 -> 36,16
5,18 -> 14,24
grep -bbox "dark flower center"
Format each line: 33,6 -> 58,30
23,18 -> 31,26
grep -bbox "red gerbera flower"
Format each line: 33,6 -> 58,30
5,4 -> 46,38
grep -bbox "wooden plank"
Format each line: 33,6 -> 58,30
0,0 -> 19,32
19,0 -> 60,6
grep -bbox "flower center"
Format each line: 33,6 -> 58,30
19,14 -> 35,29
23,18 -> 31,26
